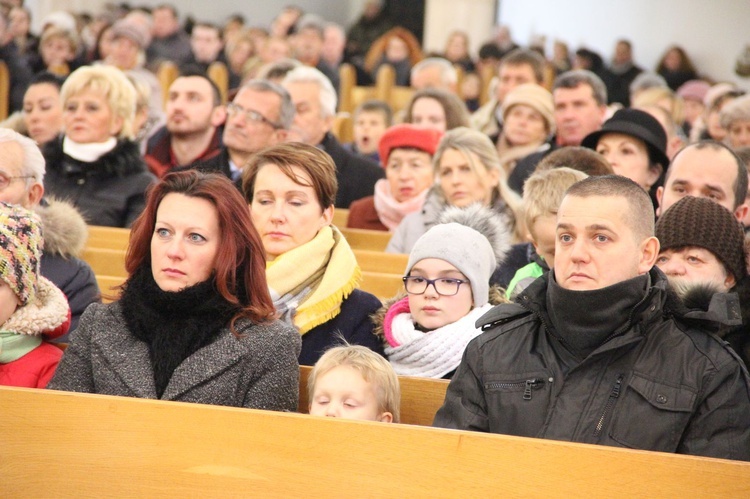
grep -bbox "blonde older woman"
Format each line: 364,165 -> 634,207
42,65 -> 155,227
386,127 -> 521,254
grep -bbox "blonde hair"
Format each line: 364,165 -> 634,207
60,65 -> 137,140
40,26 -> 79,54
631,86 -> 684,127
523,167 -> 587,238
308,345 -> 401,423
433,127 -> 523,239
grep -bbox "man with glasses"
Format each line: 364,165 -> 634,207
0,129 -> 99,339
145,72 -> 226,177
192,79 -> 293,183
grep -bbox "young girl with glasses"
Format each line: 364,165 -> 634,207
373,204 -> 510,379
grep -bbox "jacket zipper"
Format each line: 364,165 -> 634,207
593,374 -> 624,437
485,378 -> 549,400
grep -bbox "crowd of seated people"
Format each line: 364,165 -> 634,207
0,1 -> 749,464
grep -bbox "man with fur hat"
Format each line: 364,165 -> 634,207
435,174 -> 750,461
0,203 -> 70,388
0,129 -> 98,337
655,195 -> 750,368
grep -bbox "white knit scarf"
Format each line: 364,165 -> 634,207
384,303 -> 493,378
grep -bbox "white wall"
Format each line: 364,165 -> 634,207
498,0 -> 750,90
29,0 -> 370,31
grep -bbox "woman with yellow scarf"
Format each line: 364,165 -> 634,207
243,143 -> 383,365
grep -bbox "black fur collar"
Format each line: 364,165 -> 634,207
43,136 -> 146,178
119,265 -> 239,398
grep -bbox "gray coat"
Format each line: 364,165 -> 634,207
48,302 -> 302,411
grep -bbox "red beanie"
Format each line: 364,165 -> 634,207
378,124 -> 443,166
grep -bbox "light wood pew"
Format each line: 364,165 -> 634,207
332,208 -> 349,228
361,270 -> 402,300
207,61 -> 229,104
156,61 -> 179,109
87,225 -> 130,251
0,60 -> 8,121
340,227 -> 393,252
298,365 -> 448,427
353,249 -> 408,275
83,247 -> 127,278
4,387 -> 749,497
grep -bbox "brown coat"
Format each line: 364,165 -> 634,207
347,196 -> 389,232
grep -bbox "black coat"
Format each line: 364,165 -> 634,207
435,269 -> 750,461
42,138 -> 155,228
299,289 -> 384,366
320,133 -> 385,209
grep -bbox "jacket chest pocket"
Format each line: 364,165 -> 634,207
608,373 -> 696,452
483,372 -> 552,436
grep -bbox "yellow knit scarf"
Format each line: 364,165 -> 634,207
266,225 -> 361,335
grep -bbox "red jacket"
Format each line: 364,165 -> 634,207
0,343 -> 64,388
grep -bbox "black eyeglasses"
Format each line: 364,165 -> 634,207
402,276 -> 469,296
0,171 -> 34,191
226,103 -> 283,129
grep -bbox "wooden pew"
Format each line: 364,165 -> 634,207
156,61 -> 179,109
83,247 -> 127,278
4,386 -> 749,497
298,365 -> 448,427
361,270 -> 402,300
87,225 -> 130,251
0,60 -> 8,121
332,208 -> 349,228
95,275 -> 126,303
207,61 -> 229,104
340,227 -> 393,252
353,249 -> 408,274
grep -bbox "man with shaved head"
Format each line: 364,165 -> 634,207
436,174 -> 750,461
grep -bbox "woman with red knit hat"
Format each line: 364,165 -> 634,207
347,124 -> 442,231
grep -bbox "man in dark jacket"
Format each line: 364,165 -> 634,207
282,66 -> 384,208
434,175 -> 750,461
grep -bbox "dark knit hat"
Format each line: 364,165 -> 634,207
655,196 -> 747,281
581,108 -> 670,169
0,202 -> 43,306
378,124 -> 443,166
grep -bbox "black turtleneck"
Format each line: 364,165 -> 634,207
546,272 -> 650,360
119,265 -> 239,397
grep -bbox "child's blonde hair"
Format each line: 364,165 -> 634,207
523,167 -> 588,238
309,345 -> 401,423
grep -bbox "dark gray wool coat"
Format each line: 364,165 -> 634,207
48,302 -> 301,411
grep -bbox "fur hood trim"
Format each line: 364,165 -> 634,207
3,276 -> 70,338
371,285 -> 509,340
438,203 -> 512,265
34,197 -> 88,258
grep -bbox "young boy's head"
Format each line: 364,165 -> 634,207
353,100 -> 393,155
0,203 -> 43,325
40,27 -> 78,68
523,167 -> 588,267
309,345 -> 400,423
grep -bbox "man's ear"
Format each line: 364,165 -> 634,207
211,105 -> 227,127
734,203 -> 749,223
638,236 -> 660,274
24,183 -> 44,208
378,412 -> 393,423
655,185 -> 664,217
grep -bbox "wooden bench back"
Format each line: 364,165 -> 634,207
0,61 -> 8,121
4,386 -> 748,497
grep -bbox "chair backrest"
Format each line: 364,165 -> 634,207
0,61 -> 9,121
340,227 -> 392,251
86,225 -> 131,251
360,271 -> 402,301
82,247 -> 127,278
353,249 -> 408,274
207,61 -> 229,104
156,61 -> 179,109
